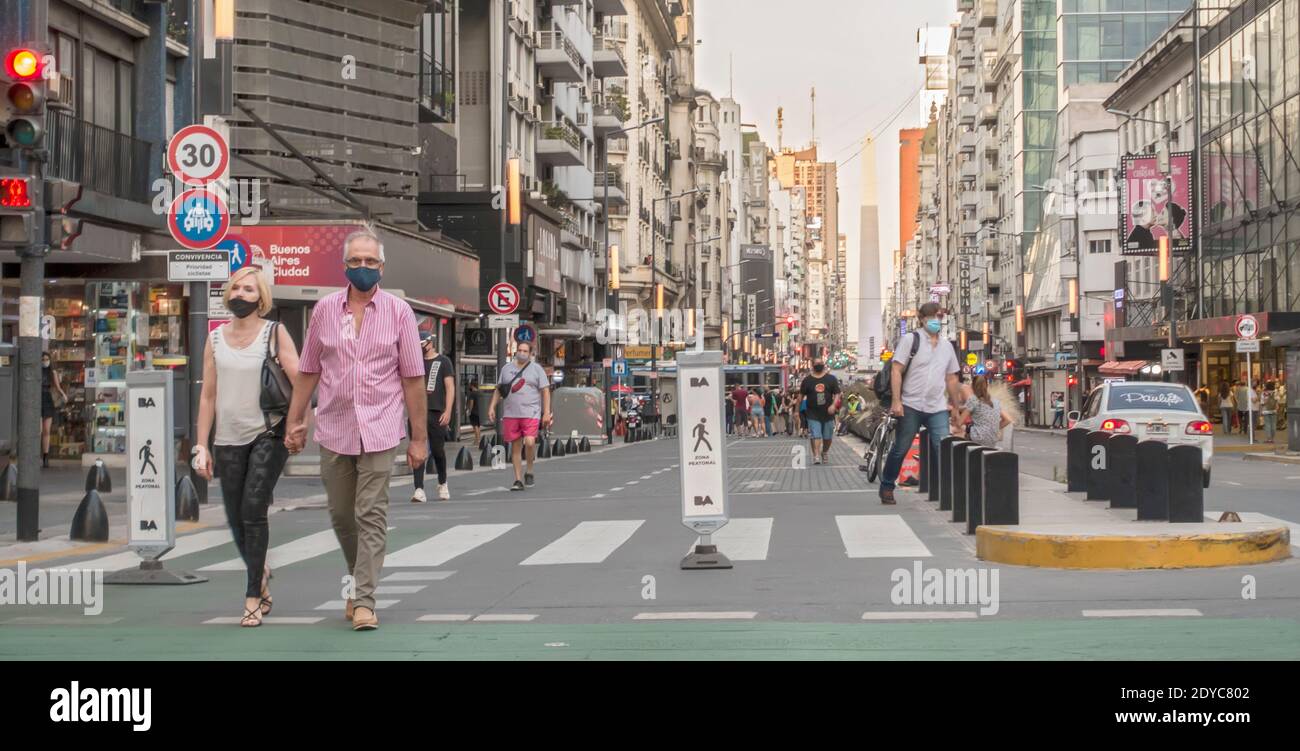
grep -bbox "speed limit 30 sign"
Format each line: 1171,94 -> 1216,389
167,124 -> 230,186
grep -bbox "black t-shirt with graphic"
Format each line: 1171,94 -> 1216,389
799,373 -> 841,421
424,355 -> 454,413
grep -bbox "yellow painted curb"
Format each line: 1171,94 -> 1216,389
976,526 -> 1291,569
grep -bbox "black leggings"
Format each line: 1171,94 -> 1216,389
412,411 -> 448,489
214,430 -> 289,598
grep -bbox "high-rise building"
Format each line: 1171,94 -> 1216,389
857,136 -> 884,364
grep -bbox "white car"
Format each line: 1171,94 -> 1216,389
1069,380 -> 1214,487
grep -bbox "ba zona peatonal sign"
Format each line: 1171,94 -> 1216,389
126,370 -> 176,560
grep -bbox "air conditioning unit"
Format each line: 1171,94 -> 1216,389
576,112 -> 589,126
533,30 -> 543,48
508,82 -> 518,100
523,20 -> 533,39
532,104 -> 543,122
47,72 -> 74,110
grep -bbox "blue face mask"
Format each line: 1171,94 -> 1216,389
345,266 -> 382,292
925,318 -> 942,334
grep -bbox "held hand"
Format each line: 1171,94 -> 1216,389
543,412 -> 554,428
407,440 -> 429,472
285,422 -> 307,454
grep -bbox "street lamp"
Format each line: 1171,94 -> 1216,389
601,115 -> 662,443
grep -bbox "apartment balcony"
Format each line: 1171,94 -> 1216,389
592,35 -> 627,78
693,145 -> 725,168
957,15 -> 975,40
961,219 -> 981,237
959,101 -> 976,126
607,134 -> 628,155
537,30 -> 584,83
958,49 -> 976,70
978,103 -> 997,127
984,139 -> 1000,160
592,96 -> 628,136
978,203 -> 1000,224
982,165 -> 998,191
959,131 -> 978,154
593,0 -> 627,14
46,109 -> 153,204
976,0 -> 997,27
982,237 -> 999,257
594,168 -> 627,206
959,72 -> 976,95
418,53 -> 455,124
961,189 -> 980,208
538,120 -> 584,166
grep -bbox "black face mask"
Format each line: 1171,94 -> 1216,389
813,364 -> 825,374
227,298 -> 259,319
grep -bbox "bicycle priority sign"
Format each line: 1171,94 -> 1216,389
168,188 -> 230,250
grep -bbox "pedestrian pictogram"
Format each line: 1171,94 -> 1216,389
692,417 -> 712,452
138,440 -> 158,476
488,281 -> 520,314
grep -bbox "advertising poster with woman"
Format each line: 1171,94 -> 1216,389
1120,153 -> 1194,255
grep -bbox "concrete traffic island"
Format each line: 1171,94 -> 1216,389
976,522 -> 1291,570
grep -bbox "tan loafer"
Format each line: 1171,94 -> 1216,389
351,606 -> 378,631
344,598 -> 354,622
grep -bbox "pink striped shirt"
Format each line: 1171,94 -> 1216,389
298,287 -> 425,455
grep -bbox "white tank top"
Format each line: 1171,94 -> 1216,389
212,321 -> 273,447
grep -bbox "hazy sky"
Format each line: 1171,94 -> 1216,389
695,0 -> 955,338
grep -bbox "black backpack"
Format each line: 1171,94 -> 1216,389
872,331 -> 921,408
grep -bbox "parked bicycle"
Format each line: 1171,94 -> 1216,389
860,410 -> 896,483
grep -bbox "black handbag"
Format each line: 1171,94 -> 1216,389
260,322 -> 293,431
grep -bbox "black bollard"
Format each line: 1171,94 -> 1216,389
926,433 -> 941,502
952,442 -> 982,525
85,459 -> 112,494
917,426 -> 930,494
0,462 -> 15,501
1167,445 -> 1205,523
580,437 -> 591,452
624,427 -> 632,443
1107,434 -> 1138,509
565,436 -> 578,454
176,476 -> 200,522
553,438 -> 566,457
939,436 -> 961,511
479,435 -> 490,451
454,445 -> 474,470
538,436 -> 552,458
1085,430 -> 1110,501
480,443 -> 493,466
1135,440 -> 1169,521
982,451 -> 1020,525
1066,427 -> 1088,492
966,447 -> 994,535
68,489 -> 109,542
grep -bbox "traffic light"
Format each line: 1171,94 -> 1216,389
785,315 -> 796,329
4,46 -> 48,149
1067,374 -> 1078,387
0,176 -> 35,248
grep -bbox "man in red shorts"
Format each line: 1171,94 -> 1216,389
487,340 -> 552,491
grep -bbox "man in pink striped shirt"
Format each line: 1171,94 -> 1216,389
285,230 -> 427,632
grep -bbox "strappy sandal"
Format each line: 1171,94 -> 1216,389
259,566 -> 274,616
241,604 -> 263,628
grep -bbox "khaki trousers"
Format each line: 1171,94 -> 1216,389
320,446 -> 397,611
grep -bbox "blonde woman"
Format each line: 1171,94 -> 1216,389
194,266 -> 300,627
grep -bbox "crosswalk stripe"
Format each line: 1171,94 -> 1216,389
835,515 -> 932,558
688,518 -> 773,561
862,611 -> 977,620
376,585 -> 426,595
386,524 -> 518,568
203,616 -> 325,625
1082,609 -> 1202,617
70,530 -> 233,573
633,611 -> 756,620
416,614 -> 472,622
382,571 -> 454,582
520,520 -> 644,565
1205,511 -> 1300,548
200,529 -> 338,572
473,614 -> 537,622
314,600 -> 399,611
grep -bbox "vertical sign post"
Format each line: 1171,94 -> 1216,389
677,350 -> 732,569
106,370 -> 205,584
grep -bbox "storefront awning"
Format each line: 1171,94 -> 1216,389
1098,360 -> 1147,377
400,296 -> 456,318
537,326 -> 585,339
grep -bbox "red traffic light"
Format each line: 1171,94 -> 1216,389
1067,375 -> 1078,386
5,49 -> 42,80
1,178 -> 32,208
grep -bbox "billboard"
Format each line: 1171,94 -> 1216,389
1120,152 -> 1194,256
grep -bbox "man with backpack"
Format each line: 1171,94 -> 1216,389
874,302 -> 963,504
